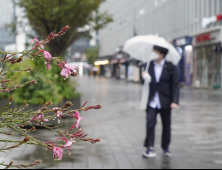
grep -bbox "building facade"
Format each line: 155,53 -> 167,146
0,0 -> 15,51
98,0 -> 222,88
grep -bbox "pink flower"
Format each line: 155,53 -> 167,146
34,50 -> 51,61
65,64 -> 77,77
36,114 -> 44,120
74,111 -> 84,128
53,146 -> 63,160
31,116 -> 37,122
56,135 -> 75,155
43,51 -> 52,60
64,139 -> 75,147
64,139 -> 75,155
30,38 -> 39,49
31,113 -> 45,123
30,38 -> 38,44
56,111 -> 63,118
55,110 -> 64,123
30,38 -> 44,50
34,50 -> 52,72
67,111 -> 84,132
60,68 -> 69,79
52,107 -> 66,122
59,64 -> 77,79
65,64 -> 76,74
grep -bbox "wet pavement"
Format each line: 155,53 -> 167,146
1,75 -> 222,169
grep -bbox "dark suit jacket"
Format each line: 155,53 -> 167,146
147,60 -> 179,109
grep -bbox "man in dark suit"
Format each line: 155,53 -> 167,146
142,45 -> 179,158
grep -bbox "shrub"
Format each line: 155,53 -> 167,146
0,56 -> 80,105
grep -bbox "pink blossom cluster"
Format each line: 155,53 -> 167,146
26,100 -> 101,161
30,42 -> 77,78
31,113 -> 49,123
47,135 -> 76,160
31,38 -> 52,72
52,107 -> 65,123
50,111 -> 84,159
55,135 -> 75,155
57,61 -> 77,80
30,26 -> 71,74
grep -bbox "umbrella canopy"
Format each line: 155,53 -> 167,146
123,35 -> 181,65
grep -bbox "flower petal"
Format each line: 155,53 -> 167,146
60,68 -> 69,79
43,51 -> 52,60
30,38 -> 38,44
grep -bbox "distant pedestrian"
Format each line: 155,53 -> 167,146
92,66 -> 98,78
87,67 -> 91,78
141,45 -> 179,158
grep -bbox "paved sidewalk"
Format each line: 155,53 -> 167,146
1,75 -> 222,169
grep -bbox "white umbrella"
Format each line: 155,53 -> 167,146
123,35 -> 181,110
123,35 -> 181,66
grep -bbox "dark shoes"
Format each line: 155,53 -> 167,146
143,148 -> 172,158
164,149 -> 172,157
143,148 -> 157,158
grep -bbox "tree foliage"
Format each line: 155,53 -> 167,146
85,46 -> 99,65
16,0 -> 113,56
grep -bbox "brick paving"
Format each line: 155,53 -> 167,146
1,75 -> 222,169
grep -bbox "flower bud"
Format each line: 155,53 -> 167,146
62,101 -> 72,109
23,137 -> 30,142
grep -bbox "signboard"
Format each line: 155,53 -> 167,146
175,38 -> 186,46
193,29 -> 221,47
174,37 -> 192,47
196,34 -> 211,43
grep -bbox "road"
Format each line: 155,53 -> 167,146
1,75 -> 222,169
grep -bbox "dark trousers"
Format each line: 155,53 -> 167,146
93,71 -> 97,77
144,106 -> 171,151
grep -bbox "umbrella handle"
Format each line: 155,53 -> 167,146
145,61 -> 150,72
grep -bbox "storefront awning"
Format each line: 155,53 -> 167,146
126,58 -> 135,63
110,59 -> 118,64
119,58 -> 127,63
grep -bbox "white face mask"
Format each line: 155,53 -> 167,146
150,52 -> 159,61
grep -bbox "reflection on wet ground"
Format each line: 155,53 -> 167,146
1,75 -> 222,169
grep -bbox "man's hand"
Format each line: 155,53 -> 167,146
142,71 -> 149,79
171,103 -> 178,109
141,71 -> 151,83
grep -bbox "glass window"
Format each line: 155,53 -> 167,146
197,49 -> 202,84
207,47 -> 212,86
216,50 -> 221,86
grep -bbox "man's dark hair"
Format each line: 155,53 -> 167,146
153,45 -> 169,57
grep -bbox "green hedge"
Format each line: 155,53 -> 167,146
0,57 -> 80,105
